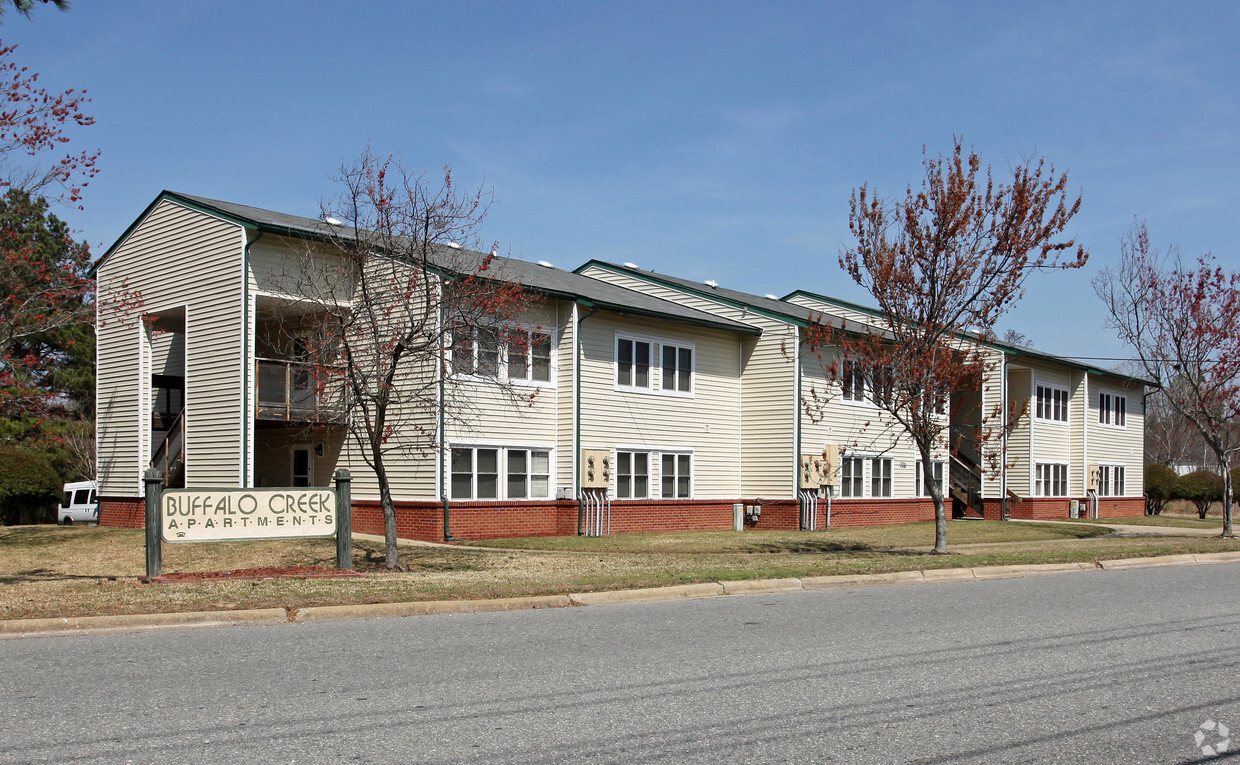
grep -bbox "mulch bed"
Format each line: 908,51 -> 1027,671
146,566 -> 366,583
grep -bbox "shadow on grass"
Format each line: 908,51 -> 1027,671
0,569 -> 127,584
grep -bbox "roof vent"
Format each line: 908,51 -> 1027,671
537,259 -> 554,268
447,242 -> 461,249
765,293 -> 778,300
623,261 -> 639,269
324,216 -> 343,226
705,279 -> 719,288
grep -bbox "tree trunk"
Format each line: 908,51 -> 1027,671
371,452 -> 401,569
1222,457 -> 1234,538
919,441 -> 948,554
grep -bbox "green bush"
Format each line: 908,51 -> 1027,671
0,447 -> 61,525
1144,463 -> 1178,516
1172,470 -> 1223,519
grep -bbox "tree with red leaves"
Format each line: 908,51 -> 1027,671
1094,221 -> 1239,538
281,149 -> 532,568
0,40 -> 98,207
805,138 -> 1087,553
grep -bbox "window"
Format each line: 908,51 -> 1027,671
451,324 -> 475,375
616,338 -> 652,390
661,453 -> 692,498
1036,384 -> 1069,423
1098,392 -> 1127,427
1035,463 -> 1068,497
616,451 -> 650,498
870,457 -> 893,498
840,456 -> 865,498
506,449 -> 551,499
661,344 -> 693,394
452,446 -> 550,500
841,362 -> 866,402
1099,464 -> 1126,496
916,461 -> 944,497
507,329 -> 553,383
869,367 -> 893,406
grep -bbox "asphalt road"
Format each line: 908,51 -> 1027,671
2,564 -> 1239,764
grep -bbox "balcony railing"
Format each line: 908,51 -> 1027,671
255,358 -> 346,423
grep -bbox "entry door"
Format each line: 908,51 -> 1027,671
292,446 -> 312,487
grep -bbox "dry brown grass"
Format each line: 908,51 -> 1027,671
2,524 -> 1237,621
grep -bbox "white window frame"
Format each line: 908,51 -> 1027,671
659,451 -> 693,499
615,449 -> 651,499
840,360 -> 870,406
1098,464 -> 1126,497
870,457 -> 893,498
449,444 -> 553,501
1097,390 -> 1127,428
450,323 -> 556,387
615,332 -> 695,397
1035,462 -> 1069,497
915,460 -> 945,497
839,456 -> 866,498
1035,383 -> 1069,424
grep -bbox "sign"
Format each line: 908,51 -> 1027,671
160,487 -> 336,543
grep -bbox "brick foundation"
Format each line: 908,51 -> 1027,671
99,497 -> 145,528
1004,496 -> 1145,521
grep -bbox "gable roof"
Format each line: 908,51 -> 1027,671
93,191 -> 761,337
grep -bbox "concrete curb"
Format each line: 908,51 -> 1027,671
0,608 -> 287,638
5,553 -> 1239,639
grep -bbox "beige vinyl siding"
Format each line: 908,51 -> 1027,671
556,300 -> 575,492
1028,363 -> 1074,473
253,427 -> 347,488
579,265 -> 794,496
1006,368 -> 1032,497
578,312 -> 742,499
784,294 -> 884,326
96,199 -> 246,496
1088,378 -> 1145,496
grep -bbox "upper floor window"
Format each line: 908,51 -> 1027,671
1098,391 -> 1126,427
452,324 -> 552,385
616,334 -> 694,395
1036,384 -> 1069,423
840,362 -> 868,403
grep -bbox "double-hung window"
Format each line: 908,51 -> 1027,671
508,329 -> 553,383
661,344 -> 693,394
1036,385 -> 1069,423
451,446 -> 550,500
1035,463 -> 1068,497
916,461 -> 944,497
870,457 -> 893,498
660,453 -> 692,498
841,362 -> 866,402
840,457 -> 865,498
1098,392 -> 1126,427
1099,464 -> 1125,496
616,451 -> 650,499
616,338 -> 652,390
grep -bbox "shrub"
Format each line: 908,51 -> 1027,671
1172,470 -> 1223,519
1144,463 -> 1178,516
0,447 -> 61,525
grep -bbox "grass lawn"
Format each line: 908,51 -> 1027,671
1,522 -> 1237,622
1069,515 -> 1222,530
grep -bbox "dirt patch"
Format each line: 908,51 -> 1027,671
149,566 -> 366,583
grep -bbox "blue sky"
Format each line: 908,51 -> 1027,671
6,1 -> 1237,363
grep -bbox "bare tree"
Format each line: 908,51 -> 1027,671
806,137 -> 1087,553
1093,220 -> 1239,538
1143,386 -> 1202,469
283,150 -> 532,568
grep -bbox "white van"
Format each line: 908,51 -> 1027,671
58,481 -> 98,525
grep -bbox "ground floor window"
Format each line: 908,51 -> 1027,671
660,453 -> 692,498
1098,464 -> 1126,496
1035,463 -> 1068,497
451,446 -> 551,500
870,457 -> 893,498
916,460 -> 944,497
616,451 -> 650,499
840,456 -> 865,498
